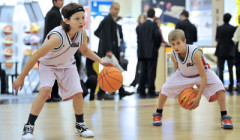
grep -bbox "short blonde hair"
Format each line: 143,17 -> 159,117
168,29 -> 185,42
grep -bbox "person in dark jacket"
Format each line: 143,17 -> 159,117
43,0 -> 64,102
94,2 -> 133,100
215,13 -> 236,92
136,9 -> 161,97
175,10 -> 197,44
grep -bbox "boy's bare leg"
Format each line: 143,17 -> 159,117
73,93 -> 94,137
30,87 -> 52,115
157,94 -> 168,109
153,94 -> 168,126
217,90 -> 226,111
217,90 -> 233,129
73,93 -> 84,115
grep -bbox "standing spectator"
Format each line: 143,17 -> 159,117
136,9 -> 162,97
154,17 -> 168,46
175,10 -> 197,44
94,2 -> 120,60
232,15 -> 240,92
1,69 -> 7,94
43,0 -> 64,102
130,14 -> 147,87
215,13 -> 236,92
94,2 -> 133,100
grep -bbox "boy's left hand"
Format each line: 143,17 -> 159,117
188,96 -> 201,110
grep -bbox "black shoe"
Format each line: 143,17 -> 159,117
97,93 -> 114,100
227,86 -> 233,92
90,93 -> 95,101
119,91 -> 134,99
148,91 -> 159,97
22,123 -> 34,139
46,98 -> 52,102
51,97 -> 62,102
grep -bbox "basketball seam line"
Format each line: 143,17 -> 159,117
183,91 -> 196,108
107,75 -> 122,83
102,67 -> 115,91
98,71 -> 120,81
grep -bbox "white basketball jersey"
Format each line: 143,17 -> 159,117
172,45 -> 210,77
39,26 -> 84,68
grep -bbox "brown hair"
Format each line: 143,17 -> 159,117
61,3 -> 84,32
137,14 -> 147,25
168,29 -> 185,42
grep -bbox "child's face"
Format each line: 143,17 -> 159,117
169,39 -> 186,53
66,11 -> 85,32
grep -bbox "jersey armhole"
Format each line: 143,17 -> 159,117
191,48 -> 203,64
47,31 -> 63,49
172,51 -> 178,62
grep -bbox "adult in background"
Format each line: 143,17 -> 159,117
232,15 -> 240,92
215,13 -> 236,92
43,0 -> 64,102
175,10 -> 197,44
136,9 -> 161,97
94,2 -> 133,100
130,14 -> 147,88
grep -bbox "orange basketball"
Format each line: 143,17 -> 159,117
178,88 -> 198,110
97,67 -> 123,92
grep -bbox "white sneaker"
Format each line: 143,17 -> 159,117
22,123 -> 34,140
75,122 -> 94,138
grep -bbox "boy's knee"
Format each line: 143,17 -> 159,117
209,93 -> 218,102
73,93 -> 83,99
39,87 -> 52,99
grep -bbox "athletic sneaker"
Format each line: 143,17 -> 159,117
153,113 -> 162,126
75,122 -> 94,138
221,115 -> 233,129
22,123 -> 34,140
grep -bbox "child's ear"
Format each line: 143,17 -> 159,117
184,39 -> 186,44
64,18 -> 70,24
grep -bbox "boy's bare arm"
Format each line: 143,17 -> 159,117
171,54 -> 178,71
194,50 -> 207,96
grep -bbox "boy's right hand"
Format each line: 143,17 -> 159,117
13,76 -> 25,93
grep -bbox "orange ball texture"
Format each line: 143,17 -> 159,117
4,48 -> 13,58
5,59 -> 13,68
178,88 -> 198,110
97,67 -> 123,92
3,25 -> 13,35
30,23 -> 40,33
3,36 -> 14,46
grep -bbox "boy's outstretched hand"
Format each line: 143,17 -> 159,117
13,76 -> 25,93
188,95 -> 201,110
100,60 -> 114,67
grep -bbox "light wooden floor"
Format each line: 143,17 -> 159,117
0,95 -> 239,140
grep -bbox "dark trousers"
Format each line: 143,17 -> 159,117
130,61 -> 142,87
51,80 -> 59,98
235,50 -> 240,84
1,69 -> 7,93
85,75 -> 97,95
217,57 -> 234,87
137,59 -> 157,94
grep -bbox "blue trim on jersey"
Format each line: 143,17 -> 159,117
47,31 -> 63,50
178,44 -> 189,64
65,31 -> 80,47
191,47 -> 202,64
172,50 -> 178,62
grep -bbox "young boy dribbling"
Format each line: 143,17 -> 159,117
153,29 -> 233,129
13,3 -> 114,139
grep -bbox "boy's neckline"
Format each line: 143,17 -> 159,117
177,44 -> 189,64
